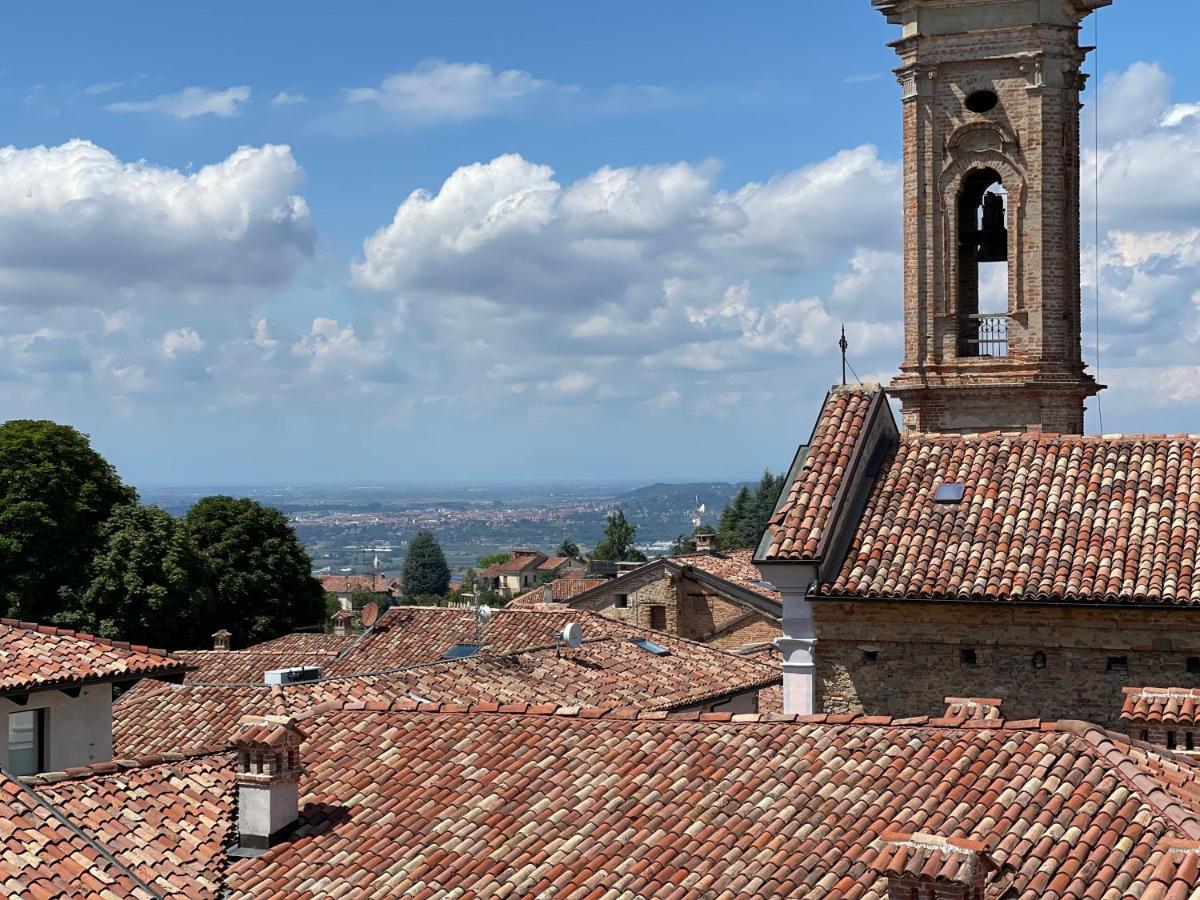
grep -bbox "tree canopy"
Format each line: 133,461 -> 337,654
403,530 -> 451,598
476,552 -> 509,569
0,420 -> 137,621
590,510 -> 647,562
185,496 -> 325,644
555,538 -> 580,560
715,470 -> 787,551
61,504 -> 215,648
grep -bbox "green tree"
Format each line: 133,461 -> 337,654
715,471 -> 788,551
61,505 -> 215,648
0,420 -> 137,621
591,510 -> 647,562
477,552 -> 509,569
555,539 -> 581,560
403,530 -> 451,598
185,496 -> 325,644
717,486 -> 754,550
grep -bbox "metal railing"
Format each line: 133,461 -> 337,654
964,314 -> 1009,358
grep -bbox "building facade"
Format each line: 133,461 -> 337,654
567,552 -> 782,652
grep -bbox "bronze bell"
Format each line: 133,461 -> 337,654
976,192 -> 1008,263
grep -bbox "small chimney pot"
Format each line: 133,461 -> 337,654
212,629 -> 232,652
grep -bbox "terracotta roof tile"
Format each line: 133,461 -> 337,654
17,709 -> 1200,898
509,577 -> 608,607
113,610 -> 782,757
823,429 -> 1200,604
1123,687 -> 1200,727
765,386 -> 876,560
0,618 -> 188,693
669,550 -> 781,603
221,710 -> 1200,898
479,550 -> 547,577
28,750 -> 233,898
0,768 -> 160,899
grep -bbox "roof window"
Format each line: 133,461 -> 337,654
935,483 -> 966,504
630,637 -> 670,656
443,643 -> 481,660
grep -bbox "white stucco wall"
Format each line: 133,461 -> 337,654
0,683 -> 114,773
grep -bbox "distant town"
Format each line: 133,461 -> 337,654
143,480 -> 754,572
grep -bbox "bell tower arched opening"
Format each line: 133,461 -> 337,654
957,168 -> 1009,358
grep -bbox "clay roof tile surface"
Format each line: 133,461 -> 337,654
0,618 -> 188,693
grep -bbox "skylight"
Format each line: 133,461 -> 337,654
442,643 -> 481,660
630,637 -> 670,656
934,483 -> 966,504
407,691 -> 433,705
750,579 -> 778,592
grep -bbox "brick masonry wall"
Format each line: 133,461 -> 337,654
587,570 -> 781,651
813,601 -> 1200,729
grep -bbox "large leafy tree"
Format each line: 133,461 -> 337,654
0,420 -> 136,621
403,531 -> 451,598
555,538 -> 581,560
591,510 -> 647,562
62,505 -> 215,648
185,496 -> 325,644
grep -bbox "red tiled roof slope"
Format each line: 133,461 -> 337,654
211,708 -> 1200,898
824,431 -> 1200,604
1123,687 -> 1200,727
670,550 -> 781,603
30,751 -> 234,898
479,550 -> 546,577
113,677 -> 402,757
0,618 -> 188,693
509,577 -> 607,607
114,616 -> 782,756
0,769 -> 157,899
764,386 -> 875,560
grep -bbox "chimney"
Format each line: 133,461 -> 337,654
212,629 -> 232,652
693,532 -> 717,554
871,831 -> 997,900
943,697 -> 1003,721
331,609 -> 354,637
542,583 -> 554,606
232,716 -> 305,852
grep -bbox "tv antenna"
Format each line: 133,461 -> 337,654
839,325 -> 849,386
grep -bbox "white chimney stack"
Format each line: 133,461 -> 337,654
232,716 -> 305,852
212,629 -> 232,652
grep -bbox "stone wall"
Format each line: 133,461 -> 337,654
813,601 -> 1200,729
585,567 -> 781,651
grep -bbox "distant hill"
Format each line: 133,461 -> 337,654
612,482 -> 751,515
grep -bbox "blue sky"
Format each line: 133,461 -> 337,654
2,1 -> 1199,486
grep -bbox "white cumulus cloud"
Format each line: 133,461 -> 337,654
0,139 -> 314,302
106,86 -> 251,118
345,60 -> 548,122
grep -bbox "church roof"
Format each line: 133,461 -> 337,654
763,387 -> 1200,606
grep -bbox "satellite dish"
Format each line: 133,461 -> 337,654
361,601 -> 380,629
560,622 -> 583,649
476,604 -> 494,624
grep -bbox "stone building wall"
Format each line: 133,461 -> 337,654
586,568 -> 781,651
813,601 -> 1200,729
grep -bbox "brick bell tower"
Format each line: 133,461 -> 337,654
877,0 -> 1107,434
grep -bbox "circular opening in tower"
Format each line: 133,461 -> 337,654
965,90 -> 999,114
